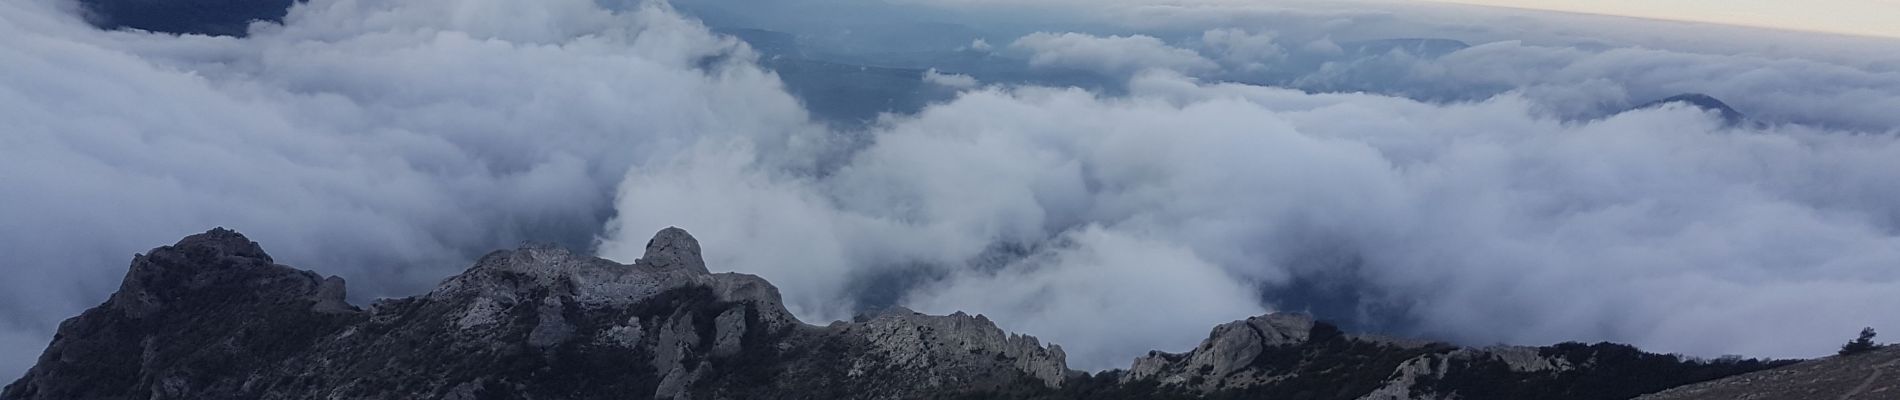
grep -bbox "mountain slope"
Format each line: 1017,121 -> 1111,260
1636,346 -> 1900,400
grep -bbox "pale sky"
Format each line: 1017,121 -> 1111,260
1429,0 -> 1900,38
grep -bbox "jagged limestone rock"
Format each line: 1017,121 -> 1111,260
2,227 -> 1069,400
712,308 -> 748,357
1248,313 -> 1316,345
1350,347 -> 1571,400
639,227 -> 709,274
1108,310 -> 1782,400
1123,312 -> 1319,389
845,308 -> 1069,388
1192,320 -> 1266,378
1472,346 -> 1574,373
1356,354 -> 1453,400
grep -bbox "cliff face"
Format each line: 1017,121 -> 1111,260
1,227 -> 1799,400
1,228 -> 1065,400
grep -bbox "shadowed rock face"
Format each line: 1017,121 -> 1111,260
640,227 -> 710,275
1,227 -> 1066,400
1,228 -> 361,400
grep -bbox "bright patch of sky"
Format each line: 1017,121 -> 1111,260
1429,0 -> 1900,38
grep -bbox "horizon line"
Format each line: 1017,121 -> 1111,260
1418,0 -> 1900,40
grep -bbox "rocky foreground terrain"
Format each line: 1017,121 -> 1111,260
1636,346 -> 1900,400
1,228 -> 1824,399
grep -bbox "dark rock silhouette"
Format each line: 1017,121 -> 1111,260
1632,93 -> 1750,126
76,0 -> 298,37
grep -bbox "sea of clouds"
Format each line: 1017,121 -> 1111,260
4,0 -> 1900,377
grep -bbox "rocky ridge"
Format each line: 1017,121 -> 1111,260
1630,93 -> 1750,127
2,228 -> 1064,400
1102,313 -> 1793,400
2,228 -> 1808,400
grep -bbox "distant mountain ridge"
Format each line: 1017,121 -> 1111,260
3,228 -> 1808,399
1631,93 -> 1751,126
2,227 -> 1066,400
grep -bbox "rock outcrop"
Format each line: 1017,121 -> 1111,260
3,228 -> 362,400
1102,313 -> 1791,400
1,227 -> 1066,400
845,307 -> 1067,388
1125,313 -> 1317,389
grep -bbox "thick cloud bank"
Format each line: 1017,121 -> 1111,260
1282,40 -> 1900,131
601,71 -> 1900,368
7,0 -> 1900,379
999,27 -> 1900,131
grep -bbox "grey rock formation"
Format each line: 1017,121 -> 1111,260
2,227 -> 1066,400
1111,312 -> 1787,400
640,227 -> 709,274
1353,346 -> 1573,400
1124,313 -> 1330,390
1358,354 -> 1453,400
845,308 -> 1068,387
4,228 -> 363,400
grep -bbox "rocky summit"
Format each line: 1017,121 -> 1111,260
0,228 -> 1831,400
1,228 -> 1063,400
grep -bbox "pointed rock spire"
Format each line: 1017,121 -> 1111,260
641,227 -> 708,274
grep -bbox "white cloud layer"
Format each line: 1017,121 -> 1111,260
1284,40 -> 1900,130
602,70 -> 1900,369
1198,28 -> 1284,72
994,25 -> 1900,131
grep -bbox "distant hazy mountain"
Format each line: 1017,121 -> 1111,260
74,0 -> 296,36
1631,93 -> 1750,126
3,228 -> 1811,400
